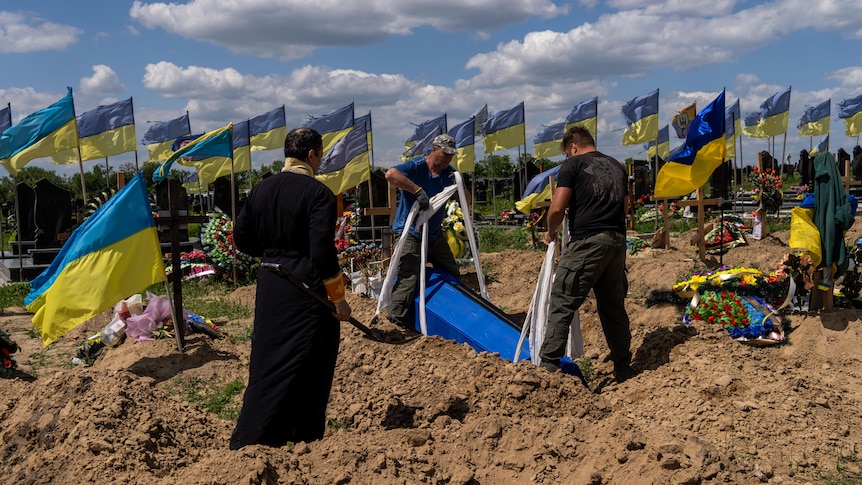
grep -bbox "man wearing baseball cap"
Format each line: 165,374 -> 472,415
384,133 -> 462,329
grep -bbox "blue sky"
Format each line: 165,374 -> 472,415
2,0 -> 862,178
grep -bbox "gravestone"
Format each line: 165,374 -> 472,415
14,183 -> 37,254
212,176 -> 239,217
33,179 -> 73,248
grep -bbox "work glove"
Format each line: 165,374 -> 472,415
414,188 -> 430,210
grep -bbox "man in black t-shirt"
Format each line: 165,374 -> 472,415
540,126 -> 635,383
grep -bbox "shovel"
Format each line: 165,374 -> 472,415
259,262 -> 414,344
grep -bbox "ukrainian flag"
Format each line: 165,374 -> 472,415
403,114 -> 447,161
483,102 -> 525,152
249,106 -> 286,151
53,97 -> 137,165
565,97 -> 598,139
810,135 -> 829,156
533,122 -> 565,159
25,172 -> 165,345
515,164 -> 562,215
355,112 -> 373,151
153,124 -> 233,182
654,91 -> 726,199
0,103 -> 11,132
838,94 -> 862,137
621,89 -> 659,146
142,113 -> 191,162
191,120 -> 252,187
798,99 -> 830,137
0,88 -> 78,177
316,119 -> 370,195
725,99 -> 741,158
645,125 -> 670,160
449,117 -> 475,173
303,102 -> 354,154
744,87 -> 791,138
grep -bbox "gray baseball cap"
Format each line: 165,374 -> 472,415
432,134 -> 457,155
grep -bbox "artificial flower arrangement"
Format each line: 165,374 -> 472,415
443,200 -> 470,259
164,248 -> 217,281
636,200 -> 682,224
684,290 -> 783,343
200,212 -> 254,277
749,166 -> 784,214
671,265 -> 786,344
703,216 -> 750,255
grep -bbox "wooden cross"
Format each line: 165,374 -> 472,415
154,180 -> 209,351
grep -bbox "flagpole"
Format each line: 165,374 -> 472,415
780,132 -> 788,184
490,152 -> 497,221
230,156 -> 238,286
105,157 -> 111,191
76,147 -> 88,203
12,176 -> 24,282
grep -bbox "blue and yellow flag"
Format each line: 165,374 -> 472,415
810,134 -> 830,156
672,102 -> 696,139
533,122 -> 565,159
0,88 -> 78,177
355,112 -> 373,151
25,172 -> 165,345
449,117 -> 475,173
838,94 -> 862,137
316,119 -> 370,195
798,99 -> 830,137
725,99 -> 741,158
644,125 -> 670,160
142,113 -> 191,162
403,114 -> 447,161
621,89 -> 659,146
53,97 -> 137,164
0,103 -> 11,133
483,102 -> 525,152
743,87 -> 791,138
655,91 -> 726,199
515,164 -> 562,215
565,97 -> 598,139
191,120 -> 252,187
303,102 -> 354,154
154,124 -> 233,182
249,106 -> 286,151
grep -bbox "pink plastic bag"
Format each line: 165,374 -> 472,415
125,292 -> 173,342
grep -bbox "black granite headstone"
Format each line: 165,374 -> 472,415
33,179 -> 73,248
15,182 -> 37,242
212,176 -> 238,217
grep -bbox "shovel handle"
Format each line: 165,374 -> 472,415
259,262 -> 380,340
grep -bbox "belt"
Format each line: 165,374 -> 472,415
597,230 -> 624,238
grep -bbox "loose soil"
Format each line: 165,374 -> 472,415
2,224 -> 862,484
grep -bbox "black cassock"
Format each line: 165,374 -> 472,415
229,171 -> 341,448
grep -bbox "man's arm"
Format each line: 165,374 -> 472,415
386,167 -> 420,193
545,186 -> 572,243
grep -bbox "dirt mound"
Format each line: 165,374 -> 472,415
2,225 -> 862,484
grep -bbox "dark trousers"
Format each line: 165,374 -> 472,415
540,231 -> 632,368
388,234 -> 460,325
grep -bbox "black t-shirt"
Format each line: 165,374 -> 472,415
556,150 -> 628,240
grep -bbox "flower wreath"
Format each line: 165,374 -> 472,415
684,290 -> 784,344
200,212 -> 253,275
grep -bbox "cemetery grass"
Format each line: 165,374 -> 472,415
2,223 -> 862,484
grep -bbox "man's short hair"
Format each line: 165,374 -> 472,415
284,128 -> 323,161
560,126 -> 595,152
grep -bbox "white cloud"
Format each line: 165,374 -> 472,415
79,65 -> 125,98
463,0 -> 862,88
0,11 -> 81,53
826,67 -> 862,88
129,0 -> 568,61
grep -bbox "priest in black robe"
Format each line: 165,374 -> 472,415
230,127 -> 351,449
